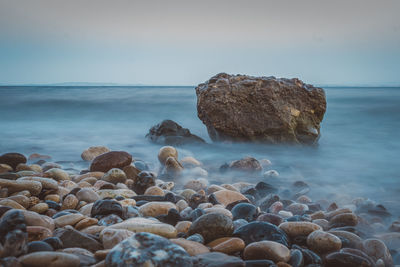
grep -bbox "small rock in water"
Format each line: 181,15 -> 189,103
102,168 -> 127,185
90,151 -> 132,173
81,146 -> 110,161
0,152 -> 27,170
233,221 -> 289,247
229,157 -> 262,173
263,170 -> 279,178
243,240 -> 291,262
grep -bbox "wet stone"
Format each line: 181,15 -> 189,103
233,219 -> 249,230
243,240 -> 291,262
257,213 -> 283,226
233,221 -> 289,247
244,260 -> 277,267
292,245 -> 322,265
306,230 -> 342,254
187,233 -> 205,244
102,168 -> 127,185
192,252 -> 245,267
42,237 -> 64,250
105,232 -> 192,267
54,226 -> 103,252
19,251 -> 80,267
132,171 -> 156,195
90,151 -> 132,173
325,252 -> 373,267
27,241 -> 54,253
288,249 -> 304,267
188,213 -> 234,243
98,214 -> 123,226
91,199 -> 123,218
0,152 -> 27,170
231,203 -> 258,221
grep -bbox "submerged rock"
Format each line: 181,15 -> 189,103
147,120 -> 205,145
195,73 -> 326,144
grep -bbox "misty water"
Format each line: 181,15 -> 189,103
1,86 -> 399,217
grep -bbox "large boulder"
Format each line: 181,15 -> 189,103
146,120 -> 205,145
195,73 -> 326,144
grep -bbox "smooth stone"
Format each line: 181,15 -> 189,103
75,217 -> 98,230
90,151 -> 132,173
81,146 -> 110,161
244,260 -> 276,267
29,203 -> 49,214
44,168 -> 70,181
269,201 -> 283,214
207,185 -> 225,194
81,225 -> 106,235
229,157 -> 262,173
27,226 -> 52,241
278,221 -> 322,237
176,199 -> 189,211
171,238 -> 210,256
22,210 -> 55,231
204,207 -> 233,219
180,156 -> 202,168
257,213 -> 283,226
42,237 -> 63,250
61,194 -> 78,210
175,221 -> 192,234
0,179 -> 42,195
288,249 -> 304,267
105,232 -> 192,267
340,248 -> 376,266
97,189 -> 136,199
100,228 -> 135,249
286,203 -> 309,215
54,213 -> 85,227
0,152 -> 27,170
108,217 -> 177,238
98,214 -> 123,226
19,252 -> 80,267
54,226 -> 103,252
138,201 -> 177,217
233,221 -> 289,247
76,188 -> 100,203
329,213 -> 358,227
0,199 -> 25,209
17,176 -> 58,190
91,199 -> 123,218
244,240 -> 290,262
158,146 -> 178,165
165,156 -> 184,176
263,170 -> 279,177
210,237 -> 245,255
188,213 -> 234,243
312,218 -> 329,230
6,195 -> 30,208
213,190 -> 248,206
61,247 -> 97,266
373,232 -> 400,250
184,178 -> 208,191
233,219 -> 248,230
132,171 -> 156,195
325,208 -> 352,220
328,230 -> 363,249
187,233 -> 205,244
306,230 -> 342,253
363,238 -> 393,267
192,252 -> 245,267
0,163 -> 13,173
325,252 -> 373,267
144,186 -> 165,196
27,241 -> 54,253
231,203 -> 258,221
102,168 -> 127,184
1,229 -> 28,257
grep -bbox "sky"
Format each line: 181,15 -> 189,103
0,0 -> 399,86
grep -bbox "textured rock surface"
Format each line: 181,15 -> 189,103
147,120 -> 205,145
105,232 -> 192,267
196,73 -> 326,144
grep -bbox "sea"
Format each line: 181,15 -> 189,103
1,86 -> 399,217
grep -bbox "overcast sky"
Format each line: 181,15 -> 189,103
0,0 -> 399,86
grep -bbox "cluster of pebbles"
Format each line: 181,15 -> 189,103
0,147 -> 399,267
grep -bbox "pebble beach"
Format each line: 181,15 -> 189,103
0,144 -> 399,267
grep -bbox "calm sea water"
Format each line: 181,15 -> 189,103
1,86 -> 399,215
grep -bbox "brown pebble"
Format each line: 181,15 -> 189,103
62,194 -> 79,210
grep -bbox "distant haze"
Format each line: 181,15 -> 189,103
0,0 -> 399,86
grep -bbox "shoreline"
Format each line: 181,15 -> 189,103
0,147 -> 399,266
